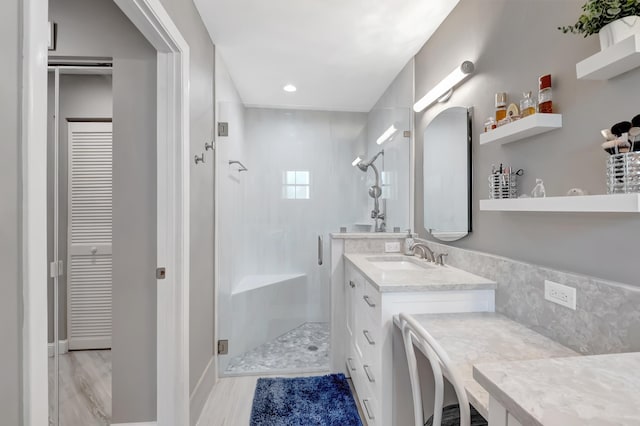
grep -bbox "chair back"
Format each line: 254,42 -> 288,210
399,313 -> 471,426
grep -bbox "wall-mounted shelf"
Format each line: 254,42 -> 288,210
479,114 -> 562,146
479,194 -> 640,213
576,35 -> 640,80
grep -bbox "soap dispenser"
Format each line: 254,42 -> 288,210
404,229 -> 414,255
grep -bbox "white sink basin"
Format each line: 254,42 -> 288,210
365,256 -> 434,271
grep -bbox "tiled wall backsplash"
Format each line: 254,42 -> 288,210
419,239 -> 640,355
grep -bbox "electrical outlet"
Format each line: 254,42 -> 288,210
384,242 -> 401,253
544,280 -> 576,310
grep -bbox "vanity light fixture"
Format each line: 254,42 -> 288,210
352,156 -> 363,166
413,60 -> 475,113
283,84 -> 297,92
376,124 -> 398,145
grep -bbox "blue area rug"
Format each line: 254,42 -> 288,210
250,374 -> 363,426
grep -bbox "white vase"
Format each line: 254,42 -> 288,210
598,16 -> 640,50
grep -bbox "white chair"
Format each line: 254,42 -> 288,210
399,313 -> 487,426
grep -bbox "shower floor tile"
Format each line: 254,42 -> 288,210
224,322 -> 329,375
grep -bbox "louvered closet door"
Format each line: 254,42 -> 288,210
68,122 -> 113,350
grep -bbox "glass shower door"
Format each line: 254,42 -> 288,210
217,106 -> 368,376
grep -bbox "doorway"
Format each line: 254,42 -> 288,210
47,65 -> 113,425
23,0 -> 191,424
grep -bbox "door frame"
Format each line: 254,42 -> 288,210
21,0 -> 191,424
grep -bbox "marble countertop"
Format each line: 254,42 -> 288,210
344,253 -> 496,293
330,232 -> 413,239
474,352 -> 640,426
393,312 -> 578,418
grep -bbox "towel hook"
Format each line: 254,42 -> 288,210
195,153 -> 205,165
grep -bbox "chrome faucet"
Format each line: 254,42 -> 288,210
435,253 -> 448,266
409,242 -> 435,262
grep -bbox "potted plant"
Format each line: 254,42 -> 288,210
559,0 -> 640,50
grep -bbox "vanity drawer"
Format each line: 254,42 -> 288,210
350,339 -> 380,394
359,392 -> 379,425
348,354 -> 378,426
359,279 -> 381,319
360,358 -> 381,401
345,268 -> 363,341
361,332 -> 382,392
345,352 -> 359,380
355,325 -> 380,365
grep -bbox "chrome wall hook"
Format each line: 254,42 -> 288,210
194,153 -> 205,165
205,141 -> 214,151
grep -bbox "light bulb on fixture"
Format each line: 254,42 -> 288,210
413,60 -> 475,113
283,84 -> 297,92
352,156 -> 363,167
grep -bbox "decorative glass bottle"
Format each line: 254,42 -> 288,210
495,92 -> 507,121
538,75 -> 552,114
520,91 -> 536,117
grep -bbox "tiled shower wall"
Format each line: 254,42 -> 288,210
419,239 -> 640,355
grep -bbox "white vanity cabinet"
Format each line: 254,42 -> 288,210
343,258 -> 496,426
346,265 -> 382,424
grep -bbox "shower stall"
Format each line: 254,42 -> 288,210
216,106 -> 369,375
214,57 -> 413,376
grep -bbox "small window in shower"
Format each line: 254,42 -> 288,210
283,170 -> 310,200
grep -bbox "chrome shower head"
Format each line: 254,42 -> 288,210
356,150 -> 384,172
357,162 -> 369,172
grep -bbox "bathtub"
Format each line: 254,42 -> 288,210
229,273 -> 308,362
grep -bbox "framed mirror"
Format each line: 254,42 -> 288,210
423,106 -> 472,241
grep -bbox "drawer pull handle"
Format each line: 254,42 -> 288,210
363,295 -> 376,307
347,357 -> 356,371
362,399 -> 375,420
363,330 -> 375,345
349,280 -> 355,289
363,365 -> 375,383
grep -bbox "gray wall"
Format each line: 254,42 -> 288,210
415,0 -> 640,286
49,0 -> 158,422
157,0 -> 217,399
0,0 -> 22,423
47,74 -> 113,343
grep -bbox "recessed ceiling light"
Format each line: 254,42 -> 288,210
283,84 -> 297,93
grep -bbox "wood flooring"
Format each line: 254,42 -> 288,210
48,350 -> 111,426
47,351 -> 361,426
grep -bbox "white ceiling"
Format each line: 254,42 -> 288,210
194,0 -> 460,112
